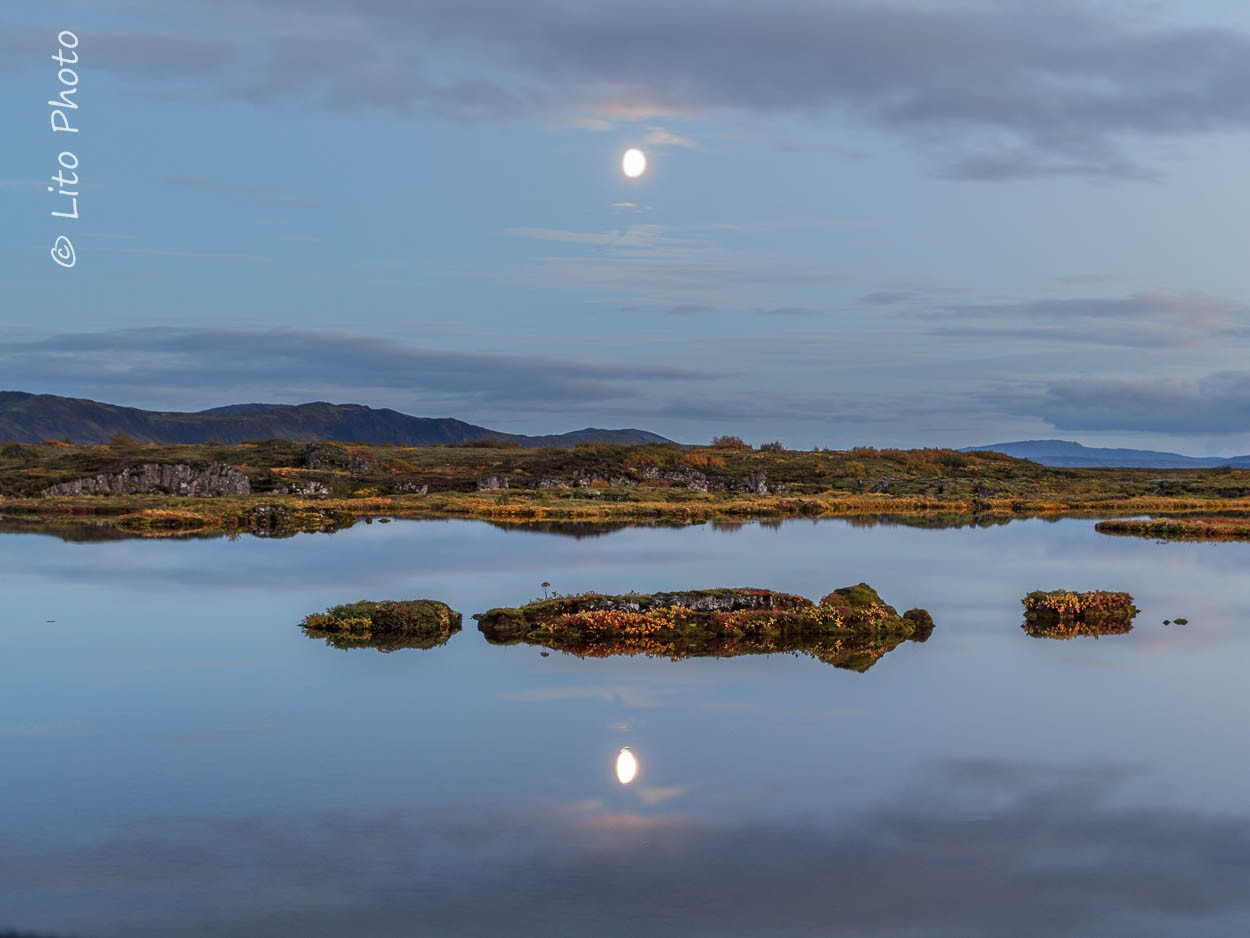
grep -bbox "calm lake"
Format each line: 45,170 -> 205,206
3,517 -> 1249,937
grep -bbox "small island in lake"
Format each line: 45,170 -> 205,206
1096,516 -> 1250,541
1021,590 -> 1138,639
476,583 -> 933,671
300,600 -> 461,652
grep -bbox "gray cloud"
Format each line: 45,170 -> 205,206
1033,371 -> 1250,433
34,0 -> 1250,177
929,290 -> 1250,348
508,222 -> 837,307
4,760 -> 1249,937
0,327 -> 708,412
860,291 -> 917,306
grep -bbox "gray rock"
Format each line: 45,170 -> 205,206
45,462 -> 251,497
302,442 -> 372,473
639,466 -> 710,492
530,479 -> 570,489
276,480 -> 331,497
728,472 -> 770,495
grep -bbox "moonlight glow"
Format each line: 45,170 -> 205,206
622,148 -> 647,178
615,747 -> 638,784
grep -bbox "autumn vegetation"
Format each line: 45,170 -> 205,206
299,599 -> 461,652
1095,516 -> 1250,541
6,437 -> 1250,538
1021,590 -> 1138,639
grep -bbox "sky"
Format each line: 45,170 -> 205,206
6,0 -> 1250,451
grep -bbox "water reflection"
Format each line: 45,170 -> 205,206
5,760 -> 1249,938
482,624 -> 927,672
6,517 -> 1250,936
615,747 -> 639,785
486,520 -> 638,539
0,511 -> 1058,545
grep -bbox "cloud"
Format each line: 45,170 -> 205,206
1031,371 -> 1250,434
5,760 -> 1249,938
753,306 -> 820,318
642,126 -> 698,149
507,221 -> 836,308
929,290 -> 1250,349
504,226 -> 622,246
39,0 -> 1250,178
859,291 -> 917,306
506,224 -> 688,252
0,327 -> 709,412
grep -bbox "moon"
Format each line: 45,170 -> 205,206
615,747 -> 638,784
622,148 -> 647,179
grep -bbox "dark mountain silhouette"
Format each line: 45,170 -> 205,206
965,439 -> 1250,469
0,392 -> 673,447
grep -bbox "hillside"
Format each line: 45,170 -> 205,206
0,392 -> 672,447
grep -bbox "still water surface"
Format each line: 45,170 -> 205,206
2,517 -> 1249,937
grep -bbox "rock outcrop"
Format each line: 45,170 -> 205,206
639,466 -> 710,492
45,462 -> 251,497
728,472 -> 770,495
302,442 -> 372,473
274,479 -> 332,496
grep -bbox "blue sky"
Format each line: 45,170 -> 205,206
6,0 -> 1250,450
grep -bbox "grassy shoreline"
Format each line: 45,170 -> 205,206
6,439 -> 1250,537
4,491 -> 1250,538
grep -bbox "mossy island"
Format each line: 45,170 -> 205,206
1021,590 -> 1138,639
475,583 -> 933,671
300,600 -> 461,652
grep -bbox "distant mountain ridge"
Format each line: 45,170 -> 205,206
965,439 -> 1250,469
0,392 -> 674,447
